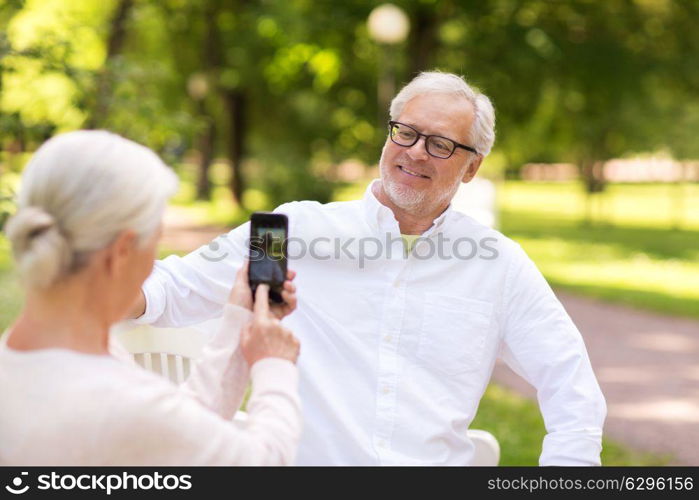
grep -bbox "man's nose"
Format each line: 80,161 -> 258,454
406,136 -> 429,161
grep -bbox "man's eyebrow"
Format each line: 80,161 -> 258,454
403,121 -> 460,141
397,119 -> 419,129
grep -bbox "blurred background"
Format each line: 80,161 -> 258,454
1,0 -> 698,465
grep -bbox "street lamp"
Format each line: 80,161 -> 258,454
367,4 -> 409,124
187,73 -> 209,102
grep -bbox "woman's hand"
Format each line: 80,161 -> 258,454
227,261 -> 297,320
270,269 -> 297,320
228,261 -> 253,311
241,285 -> 300,366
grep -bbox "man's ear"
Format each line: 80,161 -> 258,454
104,230 -> 138,278
461,155 -> 483,183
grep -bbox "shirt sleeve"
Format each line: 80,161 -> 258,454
178,303 -> 252,419
499,244 -> 607,466
135,222 -> 250,327
104,358 -> 302,465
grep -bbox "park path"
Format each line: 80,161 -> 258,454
159,206 -> 227,252
161,206 -> 699,465
492,292 -> 699,465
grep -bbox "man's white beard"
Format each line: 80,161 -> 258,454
382,170 -> 462,216
383,176 -> 428,212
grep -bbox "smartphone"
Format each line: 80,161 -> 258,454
248,212 -> 288,304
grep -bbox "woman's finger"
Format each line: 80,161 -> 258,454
281,289 -> 297,311
254,284 -> 270,318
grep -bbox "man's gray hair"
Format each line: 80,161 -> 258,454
389,71 -> 496,157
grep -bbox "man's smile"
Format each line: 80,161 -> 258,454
397,164 -> 430,179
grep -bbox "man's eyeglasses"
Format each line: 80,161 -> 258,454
388,121 -> 479,159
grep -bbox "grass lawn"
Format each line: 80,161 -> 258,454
471,384 -> 670,466
499,182 -> 699,319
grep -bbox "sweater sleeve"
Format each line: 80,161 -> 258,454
178,303 -> 253,419
103,359 -> 301,465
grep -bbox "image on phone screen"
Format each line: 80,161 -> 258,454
249,213 -> 288,304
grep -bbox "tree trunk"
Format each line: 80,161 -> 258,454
581,159 -> 606,225
196,100 -> 216,201
408,6 -> 437,77
222,89 -> 246,206
86,0 -> 133,129
192,0 -> 224,201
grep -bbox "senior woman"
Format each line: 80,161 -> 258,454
0,130 -> 301,465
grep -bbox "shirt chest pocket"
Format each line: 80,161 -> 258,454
417,294 -> 493,377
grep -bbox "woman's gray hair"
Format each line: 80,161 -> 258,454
4,130 -> 178,288
389,71 -> 496,157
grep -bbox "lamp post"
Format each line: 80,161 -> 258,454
187,73 -> 209,102
367,4 -> 410,125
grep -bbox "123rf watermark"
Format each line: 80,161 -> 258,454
4,471 -> 192,496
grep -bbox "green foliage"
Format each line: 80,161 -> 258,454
0,235 -> 22,333
432,0 -> 699,174
2,0 -> 699,202
1,0 -> 114,131
0,171 -> 18,232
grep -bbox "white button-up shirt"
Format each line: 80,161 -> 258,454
138,180 -> 606,465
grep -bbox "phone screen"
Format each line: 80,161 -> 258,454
249,212 -> 288,304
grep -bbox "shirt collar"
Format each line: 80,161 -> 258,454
361,179 -> 456,236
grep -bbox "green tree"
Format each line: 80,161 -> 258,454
3,0 -> 699,216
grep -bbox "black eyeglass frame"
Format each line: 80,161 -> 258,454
388,120 -> 479,158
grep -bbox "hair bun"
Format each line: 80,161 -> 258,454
4,206 -> 72,288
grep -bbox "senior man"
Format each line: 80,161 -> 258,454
131,71 -> 606,465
